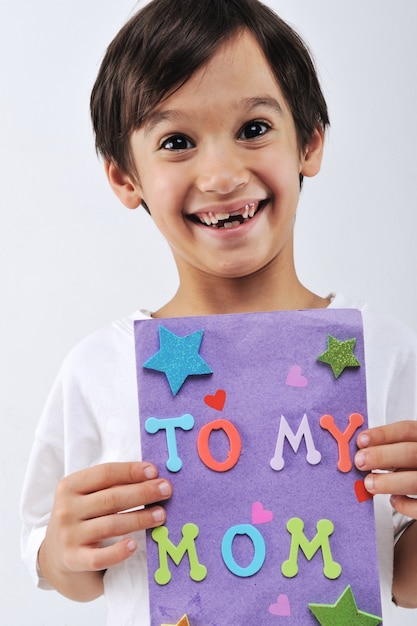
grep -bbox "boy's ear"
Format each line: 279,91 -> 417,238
300,126 -> 324,178
104,161 -> 143,209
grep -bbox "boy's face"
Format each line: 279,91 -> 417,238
113,31 -> 323,285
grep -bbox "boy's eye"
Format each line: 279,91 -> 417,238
160,135 -> 194,150
239,121 -> 270,140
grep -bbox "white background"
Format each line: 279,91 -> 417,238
1,0 -> 417,624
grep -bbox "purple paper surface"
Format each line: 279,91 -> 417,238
135,309 -> 382,625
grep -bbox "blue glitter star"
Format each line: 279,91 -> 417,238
143,326 -> 212,395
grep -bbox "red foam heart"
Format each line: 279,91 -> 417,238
204,389 -> 226,411
354,479 -> 374,502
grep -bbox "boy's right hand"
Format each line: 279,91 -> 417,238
38,462 -> 172,601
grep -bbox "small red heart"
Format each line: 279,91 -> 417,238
354,479 -> 373,502
204,389 -> 226,411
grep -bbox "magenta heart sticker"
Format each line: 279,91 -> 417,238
286,364 -> 308,387
251,501 -> 273,524
269,594 -> 291,616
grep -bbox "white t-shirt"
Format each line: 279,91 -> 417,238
20,295 -> 417,625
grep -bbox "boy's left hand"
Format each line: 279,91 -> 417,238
355,420 -> 417,519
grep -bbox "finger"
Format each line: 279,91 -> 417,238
355,442 -> 417,472
390,495 -> 417,519
64,462 -> 159,495
70,537 -> 140,573
81,505 -> 168,545
363,470 -> 417,496
81,477 -> 172,519
357,421 -> 417,449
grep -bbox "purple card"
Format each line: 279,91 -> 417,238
135,309 -> 382,626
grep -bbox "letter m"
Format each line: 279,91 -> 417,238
281,517 -> 341,580
270,414 -> 321,471
151,522 -> 207,585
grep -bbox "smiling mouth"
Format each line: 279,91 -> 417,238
190,200 -> 268,229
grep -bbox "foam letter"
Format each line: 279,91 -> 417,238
320,413 -> 364,472
151,523 -> 207,585
197,418 -> 242,472
221,524 -> 266,577
270,414 -> 321,471
145,414 -> 194,472
281,517 -> 341,580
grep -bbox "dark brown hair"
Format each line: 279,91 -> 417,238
91,0 -> 329,179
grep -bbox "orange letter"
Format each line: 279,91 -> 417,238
320,413 -> 364,472
197,419 -> 242,472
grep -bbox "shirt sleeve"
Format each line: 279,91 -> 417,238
20,316 -> 142,590
20,373 -> 66,589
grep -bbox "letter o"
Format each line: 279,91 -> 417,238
197,419 -> 242,472
221,524 -> 266,577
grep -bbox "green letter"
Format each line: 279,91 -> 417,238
151,523 -> 207,585
281,517 -> 341,579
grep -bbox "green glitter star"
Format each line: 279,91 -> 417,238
317,335 -> 360,378
309,585 -> 382,625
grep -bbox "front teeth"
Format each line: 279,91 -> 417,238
196,202 -> 258,227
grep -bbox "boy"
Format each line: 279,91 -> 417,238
21,0 -> 417,623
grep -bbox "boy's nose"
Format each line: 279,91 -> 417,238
195,142 -> 249,195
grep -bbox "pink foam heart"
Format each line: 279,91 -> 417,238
269,594 -> 291,616
286,365 -> 308,387
251,501 -> 273,524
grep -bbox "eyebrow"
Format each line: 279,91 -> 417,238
143,95 -> 284,135
143,110 -> 189,136
242,96 -> 283,116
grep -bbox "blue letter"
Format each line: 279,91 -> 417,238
145,414 -> 194,472
221,524 -> 266,577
